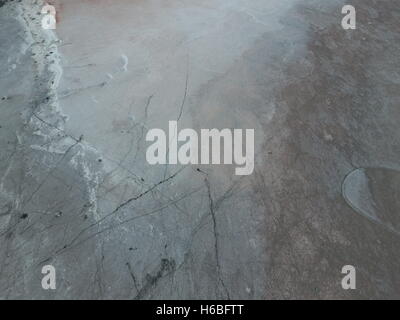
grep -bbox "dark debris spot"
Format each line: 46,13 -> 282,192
20,213 -> 28,219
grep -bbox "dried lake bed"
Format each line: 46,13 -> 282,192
0,0 -> 399,299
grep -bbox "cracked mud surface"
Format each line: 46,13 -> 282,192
0,0 -> 399,299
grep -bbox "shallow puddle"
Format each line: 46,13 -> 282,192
342,167 -> 400,235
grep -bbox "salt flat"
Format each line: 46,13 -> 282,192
0,0 -> 399,299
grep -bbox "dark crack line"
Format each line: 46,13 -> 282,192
59,81 -> 107,99
32,112 -> 81,143
204,177 -> 230,300
37,169 -> 196,265
161,57 -> 189,179
133,258 -> 176,300
177,58 -> 189,121
126,262 -> 139,293
144,94 -> 154,119
111,167 -> 185,215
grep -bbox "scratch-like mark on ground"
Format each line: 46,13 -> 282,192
204,177 -> 230,300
